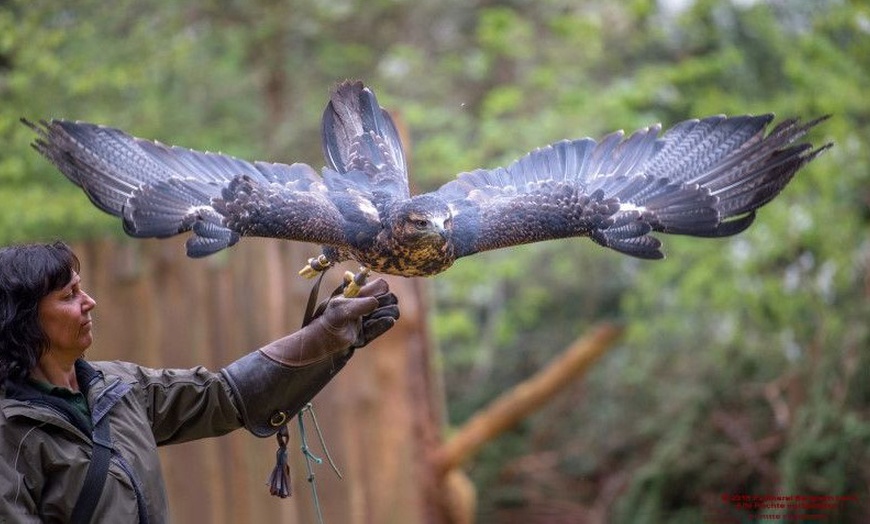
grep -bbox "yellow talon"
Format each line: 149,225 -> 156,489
342,267 -> 370,297
298,266 -> 319,278
298,255 -> 332,279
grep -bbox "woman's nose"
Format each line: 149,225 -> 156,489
82,291 -> 96,310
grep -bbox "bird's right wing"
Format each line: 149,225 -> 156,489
25,119 -> 359,257
436,115 -> 830,260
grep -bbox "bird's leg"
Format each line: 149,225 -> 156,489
298,254 -> 333,279
342,267 -> 370,297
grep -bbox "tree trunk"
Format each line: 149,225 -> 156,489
76,236 -> 619,523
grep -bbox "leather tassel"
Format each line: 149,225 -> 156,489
268,424 -> 291,498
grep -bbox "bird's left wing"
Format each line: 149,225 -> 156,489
436,115 -> 829,260
25,119 -> 354,257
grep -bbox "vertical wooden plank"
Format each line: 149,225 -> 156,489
74,236 -> 444,523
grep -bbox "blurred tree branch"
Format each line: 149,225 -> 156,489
434,323 -> 623,476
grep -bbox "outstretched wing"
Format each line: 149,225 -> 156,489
25,119 -> 354,257
437,115 -> 830,260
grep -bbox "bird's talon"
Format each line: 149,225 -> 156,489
298,255 -> 332,279
342,268 -> 370,297
298,265 -> 318,279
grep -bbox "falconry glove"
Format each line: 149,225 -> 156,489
352,287 -> 400,348
222,278 -> 399,437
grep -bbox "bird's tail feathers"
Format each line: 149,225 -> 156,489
321,80 -> 408,193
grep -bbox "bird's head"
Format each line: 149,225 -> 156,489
391,195 -> 453,250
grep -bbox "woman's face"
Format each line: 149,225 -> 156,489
37,272 -> 96,357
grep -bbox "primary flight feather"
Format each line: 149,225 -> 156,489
25,80 -> 830,283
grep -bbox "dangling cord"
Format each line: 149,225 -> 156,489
300,403 -> 342,479
267,424 -> 291,498
268,270 -> 347,508
298,403 -> 344,523
268,271 -> 327,499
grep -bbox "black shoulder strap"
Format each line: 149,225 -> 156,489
70,413 -> 113,524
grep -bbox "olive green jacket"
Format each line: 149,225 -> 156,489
0,359 -> 243,523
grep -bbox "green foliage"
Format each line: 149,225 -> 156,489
3,0 -> 869,521
425,0 -> 870,521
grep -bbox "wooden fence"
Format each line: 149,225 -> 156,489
76,236 -> 445,523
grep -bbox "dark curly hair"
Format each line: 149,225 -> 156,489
0,241 -> 81,385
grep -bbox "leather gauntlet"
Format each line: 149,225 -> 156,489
221,278 -> 398,437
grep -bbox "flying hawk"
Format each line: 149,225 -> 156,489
25,81 -> 830,294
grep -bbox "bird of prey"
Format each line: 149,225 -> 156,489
25,80 -> 830,294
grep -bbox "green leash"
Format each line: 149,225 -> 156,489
298,403 -> 342,523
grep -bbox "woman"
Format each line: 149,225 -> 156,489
0,241 -> 399,523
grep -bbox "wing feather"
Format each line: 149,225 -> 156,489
25,119 -> 349,257
437,114 -> 829,260
213,176 -> 349,246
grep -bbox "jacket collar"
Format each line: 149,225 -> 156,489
4,375 -> 93,436
2,359 -> 129,437
75,358 -> 103,395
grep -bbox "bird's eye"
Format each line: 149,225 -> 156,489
413,219 -> 429,229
